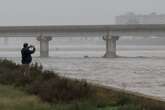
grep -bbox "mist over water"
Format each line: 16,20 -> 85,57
1,37 -> 165,58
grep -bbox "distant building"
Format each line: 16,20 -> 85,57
116,12 -> 165,24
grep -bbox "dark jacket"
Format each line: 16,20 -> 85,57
21,47 -> 35,64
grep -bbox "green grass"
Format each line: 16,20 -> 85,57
0,84 -> 54,110
0,84 -> 143,110
0,84 -> 105,110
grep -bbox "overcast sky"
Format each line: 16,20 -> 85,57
0,0 -> 164,26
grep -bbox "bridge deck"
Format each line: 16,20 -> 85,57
0,24 -> 165,37
0,24 -> 165,33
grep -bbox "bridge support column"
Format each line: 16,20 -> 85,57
4,37 -> 8,45
103,32 -> 119,58
37,36 -> 52,57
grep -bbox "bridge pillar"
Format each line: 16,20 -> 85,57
4,37 -> 8,45
37,35 -> 52,57
103,32 -> 119,58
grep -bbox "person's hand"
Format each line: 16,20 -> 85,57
29,45 -> 35,48
29,45 -> 32,48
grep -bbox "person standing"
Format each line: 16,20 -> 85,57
21,43 -> 36,75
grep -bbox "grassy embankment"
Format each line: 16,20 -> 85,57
0,59 -> 164,110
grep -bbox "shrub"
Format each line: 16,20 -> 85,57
118,104 -> 143,110
27,76 -> 93,102
0,59 -> 94,103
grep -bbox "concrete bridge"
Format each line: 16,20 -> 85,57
0,24 -> 165,57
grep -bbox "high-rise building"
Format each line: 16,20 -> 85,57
116,12 -> 165,24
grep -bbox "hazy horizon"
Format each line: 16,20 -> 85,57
0,0 -> 164,26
